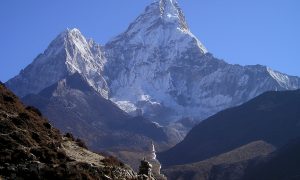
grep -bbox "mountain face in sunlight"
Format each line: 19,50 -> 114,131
6,0 -> 300,126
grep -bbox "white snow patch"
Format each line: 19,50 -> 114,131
113,100 -> 137,113
267,67 -> 290,88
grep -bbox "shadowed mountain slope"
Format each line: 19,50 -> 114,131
22,73 -> 171,151
159,89 -> 300,166
162,141 -> 276,180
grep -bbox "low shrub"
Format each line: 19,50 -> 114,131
65,133 -> 75,141
43,122 -> 52,129
102,156 -> 124,167
18,112 -> 30,120
31,132 -> 41,143
26,106 -> 42,117
76,138 -> 88,149
2,94 -> 14,103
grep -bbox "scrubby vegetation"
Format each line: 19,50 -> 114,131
0,83 -> 138,179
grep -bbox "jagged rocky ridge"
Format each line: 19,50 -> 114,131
6,0 -> 300,126
0,82 -> 142,180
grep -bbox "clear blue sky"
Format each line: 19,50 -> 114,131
0,0 -> 299,82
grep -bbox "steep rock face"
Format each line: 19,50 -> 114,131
158,90 -> 300,166
104,0 -> 300,124
0,82 -> 138,180
6,29 -> 108,98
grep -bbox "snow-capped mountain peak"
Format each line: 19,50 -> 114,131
44,28 -> 86,57
103,1 -> 300,124
6,28 -> 108,98
107,0 -> 207,54
159,0 -> 188,30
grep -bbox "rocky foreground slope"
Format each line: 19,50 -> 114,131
0,82 -> 156,180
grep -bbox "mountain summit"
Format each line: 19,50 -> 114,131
6,28 -> 108,98
106,0 -> 206,53
159,0 -> 189,30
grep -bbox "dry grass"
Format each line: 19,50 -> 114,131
61,138 -> 105,167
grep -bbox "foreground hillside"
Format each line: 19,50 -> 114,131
159,90 -> 300,166
0,82 -> 147,179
